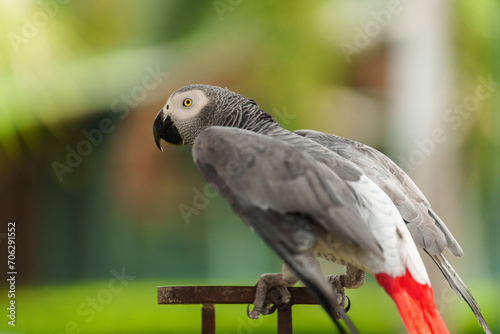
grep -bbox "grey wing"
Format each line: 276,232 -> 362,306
294,129 -> 463,257
193,126 -> 385,332
292,130 -> 492,332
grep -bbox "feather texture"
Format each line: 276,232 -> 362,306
293,129 -> 463,256
376,269 -> 449,334
426,252 -> 491,334
293,129 -> 490,333
193,126 -> 442,333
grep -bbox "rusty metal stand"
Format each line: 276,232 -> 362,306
277,305 -> 293,334
157,286 -> 319,334
201,303 -> 215,334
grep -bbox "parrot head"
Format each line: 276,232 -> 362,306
153,84 -> 255,150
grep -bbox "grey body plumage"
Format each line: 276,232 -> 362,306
293,129 -> 463,256
153,84 -> 490,334
292,130 -> 490,333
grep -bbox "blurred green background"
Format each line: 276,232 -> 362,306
1,0 -> 499,333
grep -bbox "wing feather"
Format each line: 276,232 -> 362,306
294,129 -> 463,257
193,126 -> 379,332
192,126 -> 441,332
193,127 -> 384,259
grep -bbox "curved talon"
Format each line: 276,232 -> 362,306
259,291 -> 279,316
275,286 -> 292,309
344,295 -> 351,313
247,289 -> 284,318
246,302 -> 277,318
261,303 -> 277,315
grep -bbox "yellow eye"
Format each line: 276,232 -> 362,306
182,98 -> 193,107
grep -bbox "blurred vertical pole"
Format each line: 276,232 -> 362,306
386,0 -> 451,181
385,0 -> 476,277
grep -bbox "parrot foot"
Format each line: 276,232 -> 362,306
247,273 -> 296,319
327,264 -> 365,320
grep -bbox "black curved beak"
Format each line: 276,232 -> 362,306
153,109 -> 183,151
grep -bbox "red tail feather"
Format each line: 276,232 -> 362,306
376,269 -> 449,334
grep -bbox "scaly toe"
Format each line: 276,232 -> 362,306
276,286 -> 291,305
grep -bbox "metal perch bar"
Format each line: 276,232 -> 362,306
157,286 -> 319,334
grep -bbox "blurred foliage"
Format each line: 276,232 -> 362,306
455,0 -> 500,275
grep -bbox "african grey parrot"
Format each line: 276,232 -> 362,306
153,84 -> 490,334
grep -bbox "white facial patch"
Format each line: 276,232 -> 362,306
163,89 -> 210,122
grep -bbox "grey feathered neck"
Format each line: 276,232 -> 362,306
186,84 -> 284,135
182,85 -> 337,163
